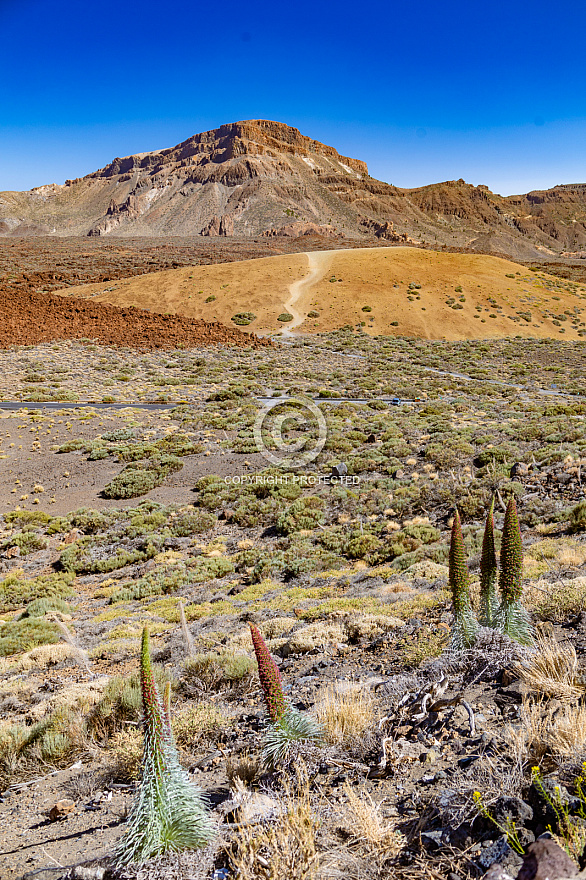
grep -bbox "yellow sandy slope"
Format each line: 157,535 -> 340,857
58,247 -> 586,340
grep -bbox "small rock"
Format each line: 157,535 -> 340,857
511,462 -> 530,478
237,792 -> 281,824
492,795 -> 533,827
71,868 -> 106,880
46,798 -> 76,821
478,836 -> 522,871
62,528 -> 82,545
517,837 -> 579,879
2,546 -> 20,558
483,867 -> 515,880
421,829 -> 446,851
331,462 -> 348,478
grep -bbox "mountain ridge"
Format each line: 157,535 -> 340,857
1,120 -> 586,262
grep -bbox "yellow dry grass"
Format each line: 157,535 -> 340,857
341,782 -> 405,859
57,247 -> 586,340
508,700 -> 586,764
0,642 -> 78,675
515,637 -> 585,701
314,683 -> 376,745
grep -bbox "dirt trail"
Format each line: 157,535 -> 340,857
280,250 -> 334,336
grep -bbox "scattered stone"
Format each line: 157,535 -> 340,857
511,462 -> 530,478
331,462 -> 348,478
517,838 -> 579,879
46,799 -> 76,821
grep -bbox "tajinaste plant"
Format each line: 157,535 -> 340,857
114,628 -> 215,866
449,510 -> 479,649
494,499 -> 533,646
249,623 -> 323,768
479,497 -> 499,628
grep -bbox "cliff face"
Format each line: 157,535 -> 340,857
1,120 -> 586,260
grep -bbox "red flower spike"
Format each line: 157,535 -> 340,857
250,623 -> 287,722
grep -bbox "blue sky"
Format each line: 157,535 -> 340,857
1,0 -> 584,195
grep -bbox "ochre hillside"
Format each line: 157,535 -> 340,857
58,247 -> 586,340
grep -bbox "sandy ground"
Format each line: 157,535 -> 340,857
57,247 -> 586,340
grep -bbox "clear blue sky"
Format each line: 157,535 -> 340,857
1,0 -> 584,195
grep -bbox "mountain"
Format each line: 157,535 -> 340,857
1,120 -> 586,262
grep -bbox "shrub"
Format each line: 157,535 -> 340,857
103,455 -> 183,499
3,510 -> 51,529
0,571 -> 75,613
59,537 -> 161,574
278,313 -> 294,322
56,438 -> 86,453
570,500 -> 586,533
170,510 -> 216,536
0,618 -> 61,657
231,313 -> 256,326
0,531 -> 47,556
19,597 -> 72,618
277,496 -> 325,534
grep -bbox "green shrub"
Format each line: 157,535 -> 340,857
277,496 -> 325,535
0,618 -> 61,656
57,438 -> 86,453
0,531 -> 47,556
155,434 -> 204,456
277,313 -> 294,322
101,428 -> 137,442
59,537 -> 161,575
103,456 -> 183,499
3,510 -> 51,529
570,500 -> 586,533
19,597 -> 72,618
0,572 -> 75,613
170,511 -> 216,537
231,313 -> 256,326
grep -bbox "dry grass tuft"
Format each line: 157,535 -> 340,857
226,751 -> 262,789
314,683 -> 375,745
515,637 -> 585,701
0,642 -> 77,675
285,622 -> 346,654
341,782 -> 405,859
228,766 -> 318,880
508,699 -> 586,764
108,728 -> 142,780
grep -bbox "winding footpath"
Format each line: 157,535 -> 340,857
280,251 -> 334,337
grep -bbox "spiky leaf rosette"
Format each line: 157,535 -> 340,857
114,628 -> 215,866
262,706 -> 324,769
494,500 -> 533,645
479,498 -> 499,627
250,623 -> 286,722
449,510 -> 478,649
